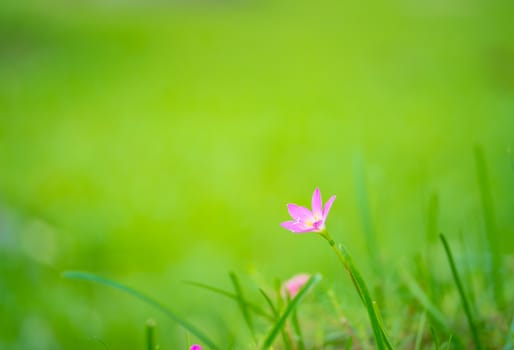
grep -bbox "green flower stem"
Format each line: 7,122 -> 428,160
320,231 -> 387,350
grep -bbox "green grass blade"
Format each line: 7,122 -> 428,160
445,335 -> 453,350
291,308 -> 305,350
185,280 -> 273,320
414,312 -> 427,350
260,274 -> 322,349
504,318 -> 514,350
259,288 -> 278,318
401,272 -> 450,331
259,288 -> 293,350
440,234 -> 482,350
229,272 -> 256,341
146,319 -> 156,350
353,155 -> 381,271
63,271 -> 221,350
331,240 -> 388,350
430,325 -> 440,350
372,300 -> 395,350
474,145 -> 504,308
345,336 -> 353,350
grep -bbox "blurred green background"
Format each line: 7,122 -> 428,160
1,0 -> 513,348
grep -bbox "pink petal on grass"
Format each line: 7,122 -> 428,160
190,345 -> 202,350
322,195 -> 336,220
311,188 -> 323,219
287,204 -> 314,221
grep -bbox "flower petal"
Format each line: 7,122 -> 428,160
322,195 -> 336,221
287,204 -> 314,221
280,221 -> 316,233
283,273 -> 311,298
311,188 -> 323,219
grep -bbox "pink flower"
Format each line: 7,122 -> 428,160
282,273 -> 311,298
280,188 -> 336,233
190,345 -> 202,350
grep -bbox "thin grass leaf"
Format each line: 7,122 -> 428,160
291,308 -> 305,350
229,272 -> 256,341
504,318 -> 514,350
425,193 -> 440,304
63,271 -> 221,350
430,325 -> 440,350
474,145 -> 504,308
372,300 -> 395,350
259,288 -> 293,350
332,241 -> 388,350
414,312 -> 427,350
146,319 -> 156,350
260,274 -> 322,349
440,234 -> 482,350
345,336 -> 353,350
401,272 -> 449,331
353,155 -> 381,272
446,335 -> 453,350
458,230 -> 478,317
259,288 -> 278,318
185,280 -> 272,320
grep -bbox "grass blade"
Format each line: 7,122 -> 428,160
345,336 -> 353,350
414,312 -> 427,350
291,308 -> 305,350
327,238 -> 388,350
504,318 -> 514,350
259,288 -> 293,350
353,155 -> 381,272
229,272 -> 256,341
259,288 -> 278,318
474,145 -> 504,308
63,271 -> 221,350
401,272 -> 449,331
440,234 -> 482,350
260,274 -> 322,349
146,319 -> 156,350
185,280 -> 272,320
430,325 -> 440,350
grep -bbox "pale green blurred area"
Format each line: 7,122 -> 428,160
1,0 -> 513,348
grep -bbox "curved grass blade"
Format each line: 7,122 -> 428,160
229,272 -> 256,341
440,234 -> 482,350
185,281 -> 273,321
260,274 -> 322,349
259,288 -> 278,318
259,288 -> 293,350
63,271 -> 220,350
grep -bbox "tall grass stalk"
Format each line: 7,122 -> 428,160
319,231 -> 389,350
146,319 -> 156,350
439,234 -> 482,350
473,145 -> 504,308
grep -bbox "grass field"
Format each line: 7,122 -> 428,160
0,0 -> 513,349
